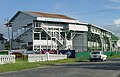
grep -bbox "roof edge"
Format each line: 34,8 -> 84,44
9,11 -> 36,23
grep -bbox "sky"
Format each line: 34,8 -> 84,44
0,0 -> 120,38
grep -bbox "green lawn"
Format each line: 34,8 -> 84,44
0,58 -> 76,72
117,74 -> 120,77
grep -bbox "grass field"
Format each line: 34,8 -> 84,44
0,51 -> 120,73
117,74 -> 120,77
0,58 -> 76,72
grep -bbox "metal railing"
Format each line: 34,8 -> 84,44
41,23 -> 64,45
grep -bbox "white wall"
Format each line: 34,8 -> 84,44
33,40 -> 57,47
69,24 -> 88,31
66,40 -> 72,49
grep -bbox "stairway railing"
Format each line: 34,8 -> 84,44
41,23 -> 64,45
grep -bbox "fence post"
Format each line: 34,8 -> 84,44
46,52 -> 49,61
0,56 -> 2,64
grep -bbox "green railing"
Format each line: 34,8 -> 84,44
0,50 -> 8,55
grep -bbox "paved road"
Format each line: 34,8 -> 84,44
0,58 -> 120,77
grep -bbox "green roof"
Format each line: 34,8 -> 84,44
111,34 -> 119,41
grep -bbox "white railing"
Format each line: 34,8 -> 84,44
41,23 -> 64,45
49,54 -> 67,61
55,32 -> 64,45
0,55 -> 15,64
28,53 -> 67,62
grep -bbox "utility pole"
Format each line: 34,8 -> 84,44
5,18 -> 12,55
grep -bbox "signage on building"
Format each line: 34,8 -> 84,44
69,24 -> 88,31
59,50 -> 75,58
37,17 -> 80,23
11,52 -> 23,58
40,50 -> 57,54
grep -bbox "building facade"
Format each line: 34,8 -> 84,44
87,24 -> 112,51
9,11 -> 113,51
0,33 -> 6,50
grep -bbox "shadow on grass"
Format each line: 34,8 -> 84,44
76,60 -> 89,62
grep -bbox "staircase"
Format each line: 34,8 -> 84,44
99,35 -> 104,51
13,28 -> 32,41
41,23 -> 64,45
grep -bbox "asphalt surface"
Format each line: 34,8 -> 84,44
0,58 -> 120,77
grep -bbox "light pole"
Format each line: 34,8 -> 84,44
5,22 -> 12,55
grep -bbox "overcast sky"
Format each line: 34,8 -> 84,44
0,0 -> 120,38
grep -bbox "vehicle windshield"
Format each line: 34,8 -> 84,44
91,52 -> 100,54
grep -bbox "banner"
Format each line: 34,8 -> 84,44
59,50 -> 75,58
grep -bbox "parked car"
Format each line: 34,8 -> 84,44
89,51 -> 107,62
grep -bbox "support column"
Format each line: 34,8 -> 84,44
64,30 -> 67,49
46,34 -> 48,50
32,22 -> 35,51
39,32 -> 41,51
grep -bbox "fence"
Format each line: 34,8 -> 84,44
0,55 -> 15,64
0,50 -> 8,55
75,51 -> 120,60
28,53 -> 67,62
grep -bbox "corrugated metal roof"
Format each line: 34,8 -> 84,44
25,11 -> 76,20
9,11 -> 77,23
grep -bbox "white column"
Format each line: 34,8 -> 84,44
46,52 -> 49,61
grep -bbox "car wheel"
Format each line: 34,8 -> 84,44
90,59 -> 93,62
101,59 -> 104,62
102,58 -> 107,62
95,60 -> 97,62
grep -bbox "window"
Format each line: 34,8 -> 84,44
41,32 -> 46,40
34,33 -> 39,40
35,22 -> 41,27
91,51 -> 100,54
34,28 -> 41,32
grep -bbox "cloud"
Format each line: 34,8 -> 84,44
114,19 -> 120,25
104,0 -> 120,10
54,2 -> 64,9
48,2 -> 65,13
110,0 -> 120,2
102,24 -> 120,35
105,5 -> 120,9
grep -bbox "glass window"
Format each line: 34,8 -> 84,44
41,32 -> 46,40
34,33 -> 39,40
91,51 -> 100,54
34,28 -> 41,32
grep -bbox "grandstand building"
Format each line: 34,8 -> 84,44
8,11 -> 112,51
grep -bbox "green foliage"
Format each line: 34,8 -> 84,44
4,41 -> 10,50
